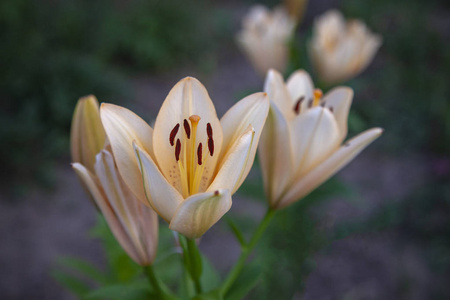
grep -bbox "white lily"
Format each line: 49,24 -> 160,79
101,77 -> 269,238
309,10 -> 382,85
236,5 -> 295,77
259,69 -> 383,209
71,98 -> 158,266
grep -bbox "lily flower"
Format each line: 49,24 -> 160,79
71,98 -> 158,266
259,69 -> 383,210
70,95 -> 106,172
309,10 -> 382,85
100,77 -> 269,238
236,5 -> 295,77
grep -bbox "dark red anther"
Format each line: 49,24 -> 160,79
293,96 -> 304,114
169,123 -> 180,146
329,106 -> 334,113
206,123 -> 213,138
307,99 -> 313,108
175,139 -> 181,161
197,143 -> 203,165
183,119 -> 191,139
208,137 -> 214,156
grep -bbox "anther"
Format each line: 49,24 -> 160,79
214,190 -> 219,196
329,106 -> 334,113
320,102 -> 325,107
169,123 -> 180,146
183,119 -> 191,139
206,123 -> 213,138
293,96 -> 304,114
307,99 -> 313,108
175,139 -> 181,161
208,137 -> 214,156
197,143 -> 203,165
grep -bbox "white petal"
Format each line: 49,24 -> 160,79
321,87 -> 353,141
264,69 -> 295,120
278,128 -> 383,209
290,107 -> 341,177
72,163 -> 142,264
218,92 -> 269,186
134,142 -> 184,222
152,77 -> 223,195
258,101 -> 293,206
208,126 -> 254,194
100,104 -> 154,204
169,189 -> 232,238
285,69 -> 315,113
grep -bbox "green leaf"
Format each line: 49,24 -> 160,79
52,269 -> 92,298
190,288 -> 223,300
57,257 -> 107,284
224,263 -> 261,300
224,217 -> 247,247
85,281 -> 153,300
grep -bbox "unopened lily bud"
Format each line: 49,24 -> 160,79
283,0 -> 308,24
70,95 -> 106,172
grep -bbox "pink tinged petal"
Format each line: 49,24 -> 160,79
169,189 -> 232,238
264,69 -> 295,120
320,87 -> 353,141
95,150 -> 158,265
290,107 -> 341,178
258,102 -> 293,207
285,70 -> 315,113
277,128 -> 383,209
218,92 -> 269,186
152,77 -> 223,194
70,95 -> 105,173
134,142 -> 184,223
100,104 -> 154,204
208,126 -> 255,194
72,163 -> 143,265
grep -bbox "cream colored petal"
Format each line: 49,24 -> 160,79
321,87 -> 353,141
218,92 -> 269,183
169,189 -> 232,238
134,142 -> 184,223
72,163 -> 142,264
286,70 -> 314,113
152,77 -> 223,195
290,107 -> 341,177
208,126 -> 254,194
70,95 -> 105,172
100,104 -> 154,204
278,128 -> 383,209
264,69 -> 295,120
258,101 -> 293,207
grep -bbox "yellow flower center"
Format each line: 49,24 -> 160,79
292,88 -> 324,114
169,115 -> 215,197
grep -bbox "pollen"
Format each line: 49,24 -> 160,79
313,89 -> 323,107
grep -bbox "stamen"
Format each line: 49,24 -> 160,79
329,106 -> 334,113
313,89 -> 323,107
197,143 -> 203,165
208,137 -> 214,156
206,123 -> 213,138
214,190 -> 219,196
183,119 -> 191,139
169,123 -> 180,146
293,96 -> 304,114
307,99 -> 313,108
175,139 -> 181,161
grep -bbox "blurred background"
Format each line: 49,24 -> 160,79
0,0 -> 449,299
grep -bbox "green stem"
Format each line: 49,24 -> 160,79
220,208 -> 276,296
144,264 -> 164,298
185,237 -> 203,294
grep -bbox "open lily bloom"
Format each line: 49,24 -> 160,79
237,5 -> 295,77
259,69 -> 383,210
309,10 -> 382,85
101,77 -> 269,238
71,98 -> 158,266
